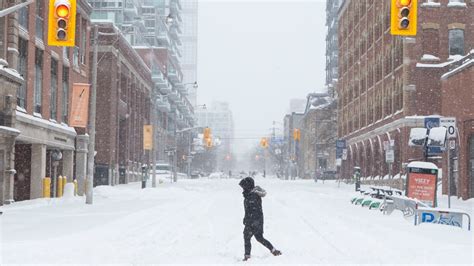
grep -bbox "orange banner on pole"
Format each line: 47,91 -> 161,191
69,83 -> 90,128
144,125 -> 153,150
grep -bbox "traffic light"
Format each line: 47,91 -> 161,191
206,138 -> 213,148
293,129 -> 301,141
390,0 -> 417,36
48,0 -> 77,47
260,138 -> 269,149
203,127 -> 211,140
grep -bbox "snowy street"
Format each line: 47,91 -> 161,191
1,177 -> 473,265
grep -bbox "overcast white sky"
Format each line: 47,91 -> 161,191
197,0 -> 327,154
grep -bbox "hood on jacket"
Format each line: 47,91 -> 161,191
239,177 -> 255,192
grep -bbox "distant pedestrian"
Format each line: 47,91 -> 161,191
239,177 -> 281,261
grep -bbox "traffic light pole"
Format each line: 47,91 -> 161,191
85,25 -> 98,204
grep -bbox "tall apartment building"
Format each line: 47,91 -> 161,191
181,0 -> 198,106
337,0 -> 473,198
90,0 -> 195,174
195,101 -> 234,169
326,0 -> 342,98
88,0 -> 147,45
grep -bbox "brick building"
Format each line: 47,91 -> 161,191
92,22 -> 153,186
337,0 -> 473,198
440,52 -> 473,199
300,93 -> 337,179
0,0 -> 23,206
7,0 -> 92,201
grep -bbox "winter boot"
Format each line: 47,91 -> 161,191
271,249 -> 282,256
242,255 -> 251,261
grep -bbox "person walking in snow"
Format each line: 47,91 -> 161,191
239,177 -> 281,261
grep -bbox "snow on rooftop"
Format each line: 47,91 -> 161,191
310,96 -> 333,110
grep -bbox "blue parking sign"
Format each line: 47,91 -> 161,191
424,117 -> 440,129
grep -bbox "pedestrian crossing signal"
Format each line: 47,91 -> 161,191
48,0 -> 77,47
391,0 -> 417,36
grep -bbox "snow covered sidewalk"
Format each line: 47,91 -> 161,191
1,178 -> 472,264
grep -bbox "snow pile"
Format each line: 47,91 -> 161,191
62,183 -> 76,198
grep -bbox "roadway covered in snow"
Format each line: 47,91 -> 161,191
1,177 -> 472,264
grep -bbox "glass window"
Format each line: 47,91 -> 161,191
50,59 -> 58,120
35,0 -> 44,40
62,67 -> 69,123
17,38 -> 28,109
34,48 -> 43,114
18,5 -> 28,29
449,29 -> 464,56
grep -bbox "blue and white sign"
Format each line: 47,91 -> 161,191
424,117 -> 440,130
415,207 -> 471,230
336,140 -> 346,159
424,118 -> 443,155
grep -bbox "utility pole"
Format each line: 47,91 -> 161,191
187,131 -> 192,178
173,111 -> 178,182
86,25 -> 98,204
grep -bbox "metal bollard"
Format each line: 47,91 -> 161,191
57,176 -> 63,197
43,177 -> 51,198
73,180 -> 78,196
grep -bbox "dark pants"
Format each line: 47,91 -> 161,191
244,225 -> 274,255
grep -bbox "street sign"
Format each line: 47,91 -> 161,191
449,139 -> 456,150
424,117 -> 440,129
440,117 -> 456,139
336,140 -> 346,159
383,141 -> 389,151
336,140 -> 346,149
385,150 -> 394,163
342,149 -> 348,160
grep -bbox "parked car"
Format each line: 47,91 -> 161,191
190,170 -> 202,179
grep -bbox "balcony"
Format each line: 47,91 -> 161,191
124,4 -> 138,17
168,90 -> 179,101
157,31 -> 170,46
160,83 -> 172,94
167,67 -> 181,83
157,97 -> 171,113
152,70 -> 164,82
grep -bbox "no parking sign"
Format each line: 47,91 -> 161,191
440,117 -> 456,139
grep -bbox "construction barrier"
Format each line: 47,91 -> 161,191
43,177 -> 51,198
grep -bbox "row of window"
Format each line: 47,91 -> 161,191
338,77 -> 404,136
17,38 -> 70,122
423,28 -> 465,57
15,1 -> 89,122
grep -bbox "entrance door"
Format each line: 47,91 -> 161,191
470,135 -> 474,198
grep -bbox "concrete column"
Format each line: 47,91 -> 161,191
75,135 -> 89,196
62,150 -> 74,182
6,0 -> 19,70
30,144 -> 46,199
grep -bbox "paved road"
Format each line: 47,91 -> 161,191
1,178 -> 472,264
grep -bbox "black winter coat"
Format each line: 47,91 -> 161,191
239,177 -> 267,232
